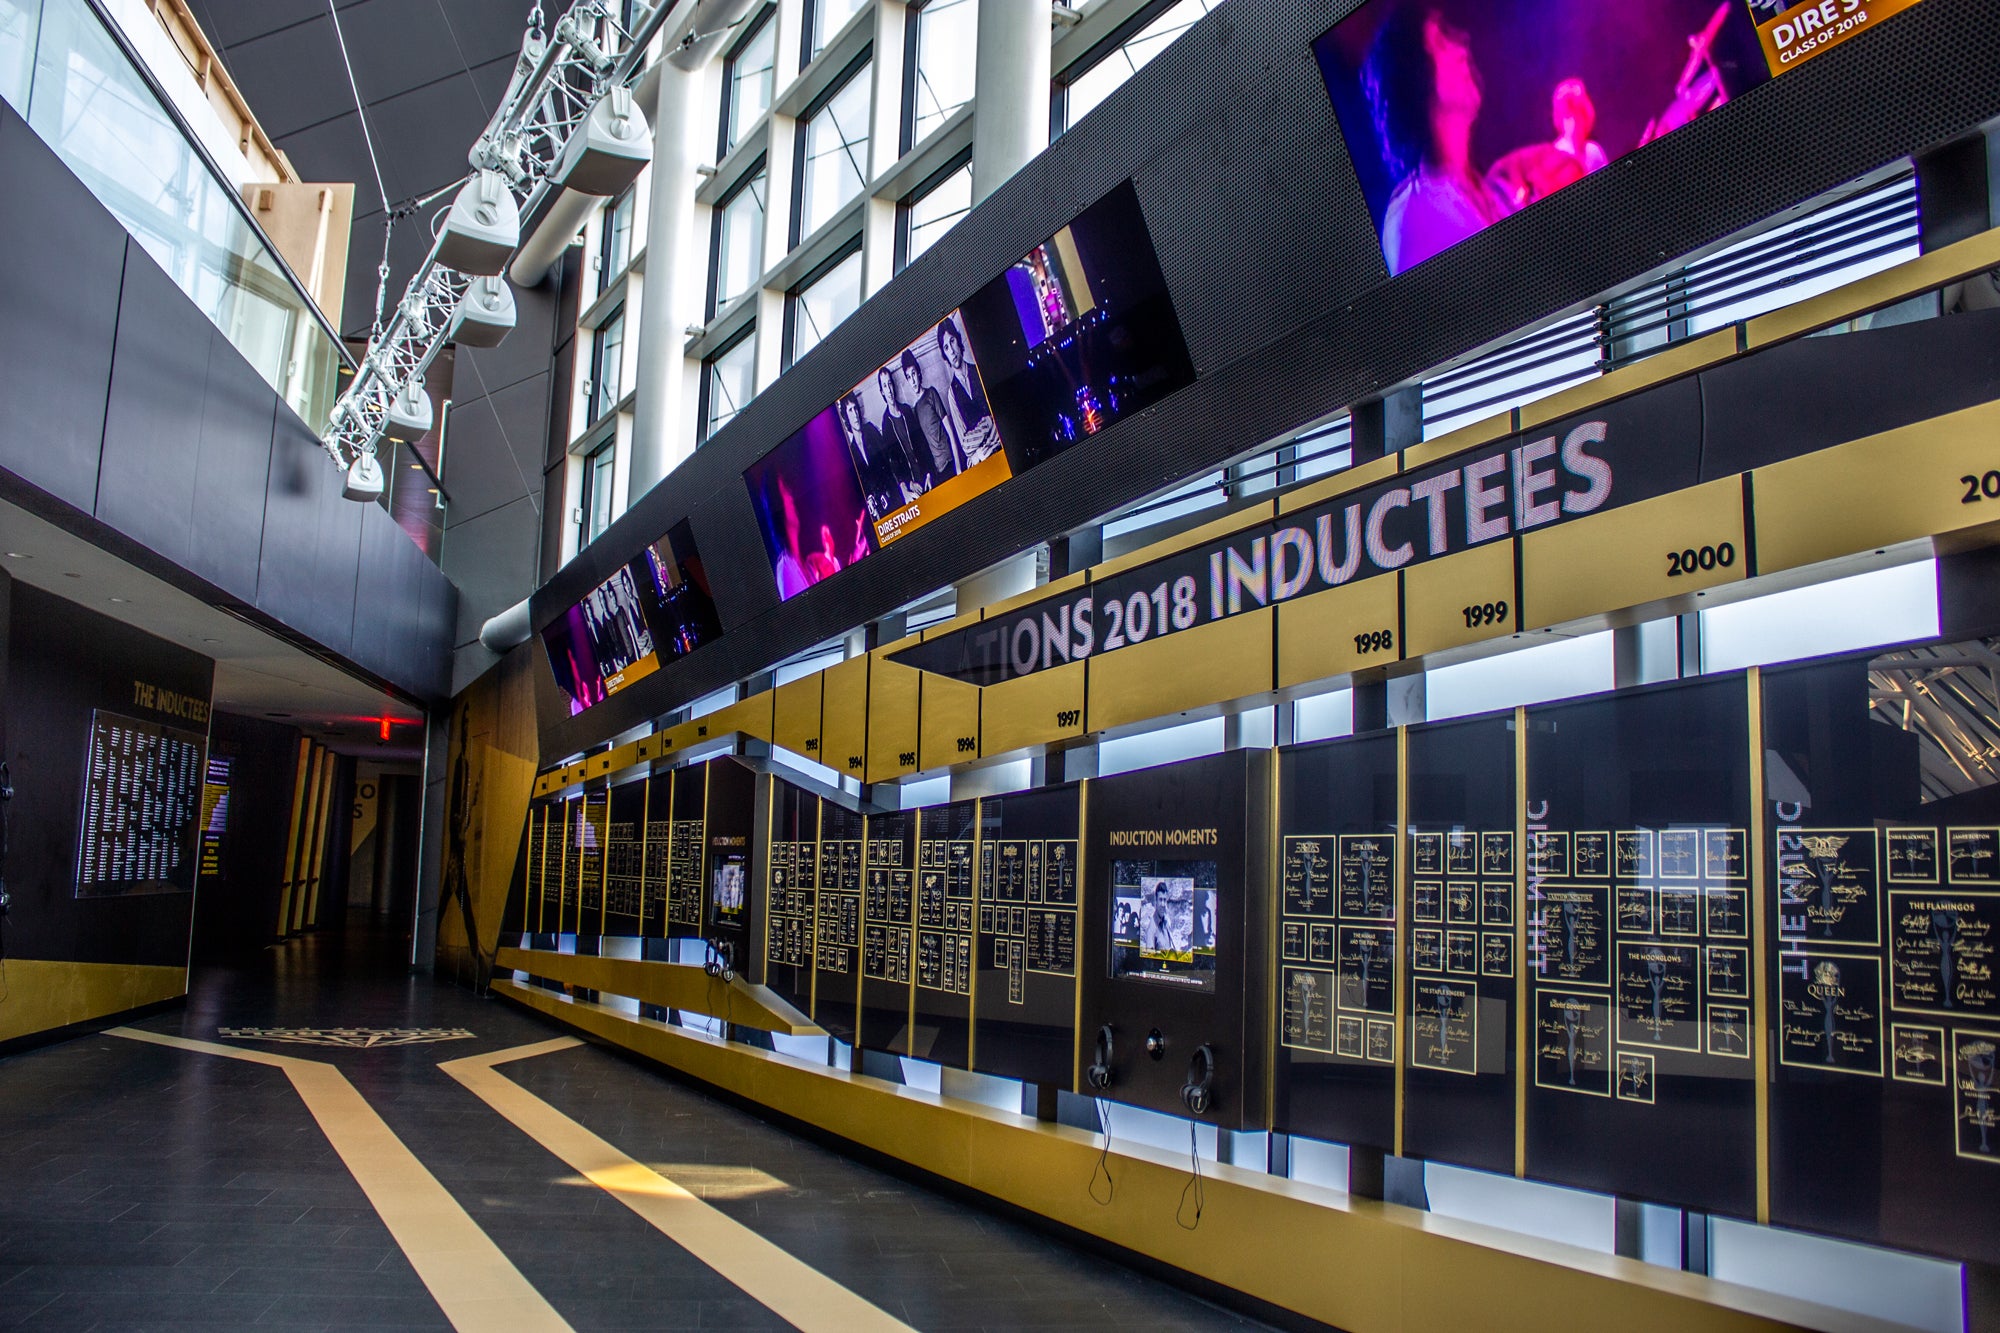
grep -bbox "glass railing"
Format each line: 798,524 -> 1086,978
0,0 -> 349,432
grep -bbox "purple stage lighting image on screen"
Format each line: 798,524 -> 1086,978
1315,0 -> 1771,276
745,405 -> 880,602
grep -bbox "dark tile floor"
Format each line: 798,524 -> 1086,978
0,924 -> 1274,1331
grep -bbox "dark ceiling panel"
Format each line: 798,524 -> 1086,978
185,0 -> 323,49
221,16 -> 353,139
368,64 -> 500,202
334,0 -> 476,107
435,372 -> 551,521
435,0 -> 539,67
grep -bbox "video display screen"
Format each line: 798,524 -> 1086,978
710,852 -> 747,924
746,180 -> 1194,601
956,181 -> 1195,471
1314,0 -> 1773,276
1110,858 -> 1219,992
542,519 -> 722,715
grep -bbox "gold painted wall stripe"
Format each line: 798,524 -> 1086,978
109,1028 -> 573,1333
441,1039 -> 914,1333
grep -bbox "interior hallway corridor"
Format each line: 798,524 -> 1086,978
0,925 -> 1274,1330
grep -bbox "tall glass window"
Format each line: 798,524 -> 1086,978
721,8 -> 776,157
905,0 -> 976,150
579,439 -> 616,548
1058,0 -> 1222,134
598,188 -> 635,295
796,63 -> 871,242
589,307 -> 625,422
806,0 -> 869,63
710,168 -> 767,316
787,246 -> 863,368
899,159 -> 971,271
703,333 -> 757,441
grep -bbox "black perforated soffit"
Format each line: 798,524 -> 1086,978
535,0 -> 2000,756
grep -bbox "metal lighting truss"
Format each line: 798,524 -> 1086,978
322,0 -> 672,471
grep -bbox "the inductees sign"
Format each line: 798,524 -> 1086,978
895,382 -> 1703,687
1752,0 -> 1924,73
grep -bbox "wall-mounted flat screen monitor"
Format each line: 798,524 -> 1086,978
745,405 -> 882,601
710,852 -> 747,924
1110,858 -> 1219,991
746,179 -> 1195,601
957,180 -> 1195,471
1314,0 -> 1772,276
543,519 -> 722,714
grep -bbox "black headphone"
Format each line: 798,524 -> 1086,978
1085,1024 -> 1115,1091
703,937 -> 735,981
1181,1044 -> 1216,1117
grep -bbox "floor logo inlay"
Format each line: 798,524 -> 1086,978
218,1026 -> 476,1048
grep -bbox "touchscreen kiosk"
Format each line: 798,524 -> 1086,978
1079,749 -> 1271,1128
573,785 -> 609,937
1273,729 -> 1400,1152
1524,674 -> 1757,1219
764,776 -> 822,1016
516,798 -> 555,941
1762,638 -> 2000,1268
701,758 -> 758,976
859,810 -> 918,1054
973,784 -> 1083,1089
813,802 -> 867,1044
1402,712 -> 1520,1175
913,800 -> 979,1068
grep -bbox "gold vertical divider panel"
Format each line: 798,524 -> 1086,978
294,746 -> 330,933
758,775 -> 775,985
555,792 -> 571,938
852,810 -> 869,1043
1085,607 -> 1274,735
809,794 -> 824,1016
304,748 -> 338,928
1392,725 -> 1409,1157
919,672 -> 981,773
968,798 -> 983,1070
287,744 -> 322,934
1746,668 -> 1772,1225
1519,478 -> 1748,631
277,737 -> 312,938
1264,750 -> 1282,1129
1513,706 -> 1529,1178
980,659 -> 1086,761
907,809 -> 921,1055
1400,540 -> 1520,661
773,676 -> 823,765
1274,575 -> 1402,691
865,653 -> 921,783
1071,780 -> 1090,1094
820,654 -> 870,783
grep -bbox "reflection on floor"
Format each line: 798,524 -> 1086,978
0,925 -> 1271,1330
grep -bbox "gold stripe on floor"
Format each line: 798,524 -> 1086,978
109,1028 -> 573,1333
441,1038 -> 913,1333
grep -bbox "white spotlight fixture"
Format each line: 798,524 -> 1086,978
450,275 -> 517,348
384,380 -> 434,444
556,86 -> 651,195
436,169 -> 521,276
343,445 -> 386,502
